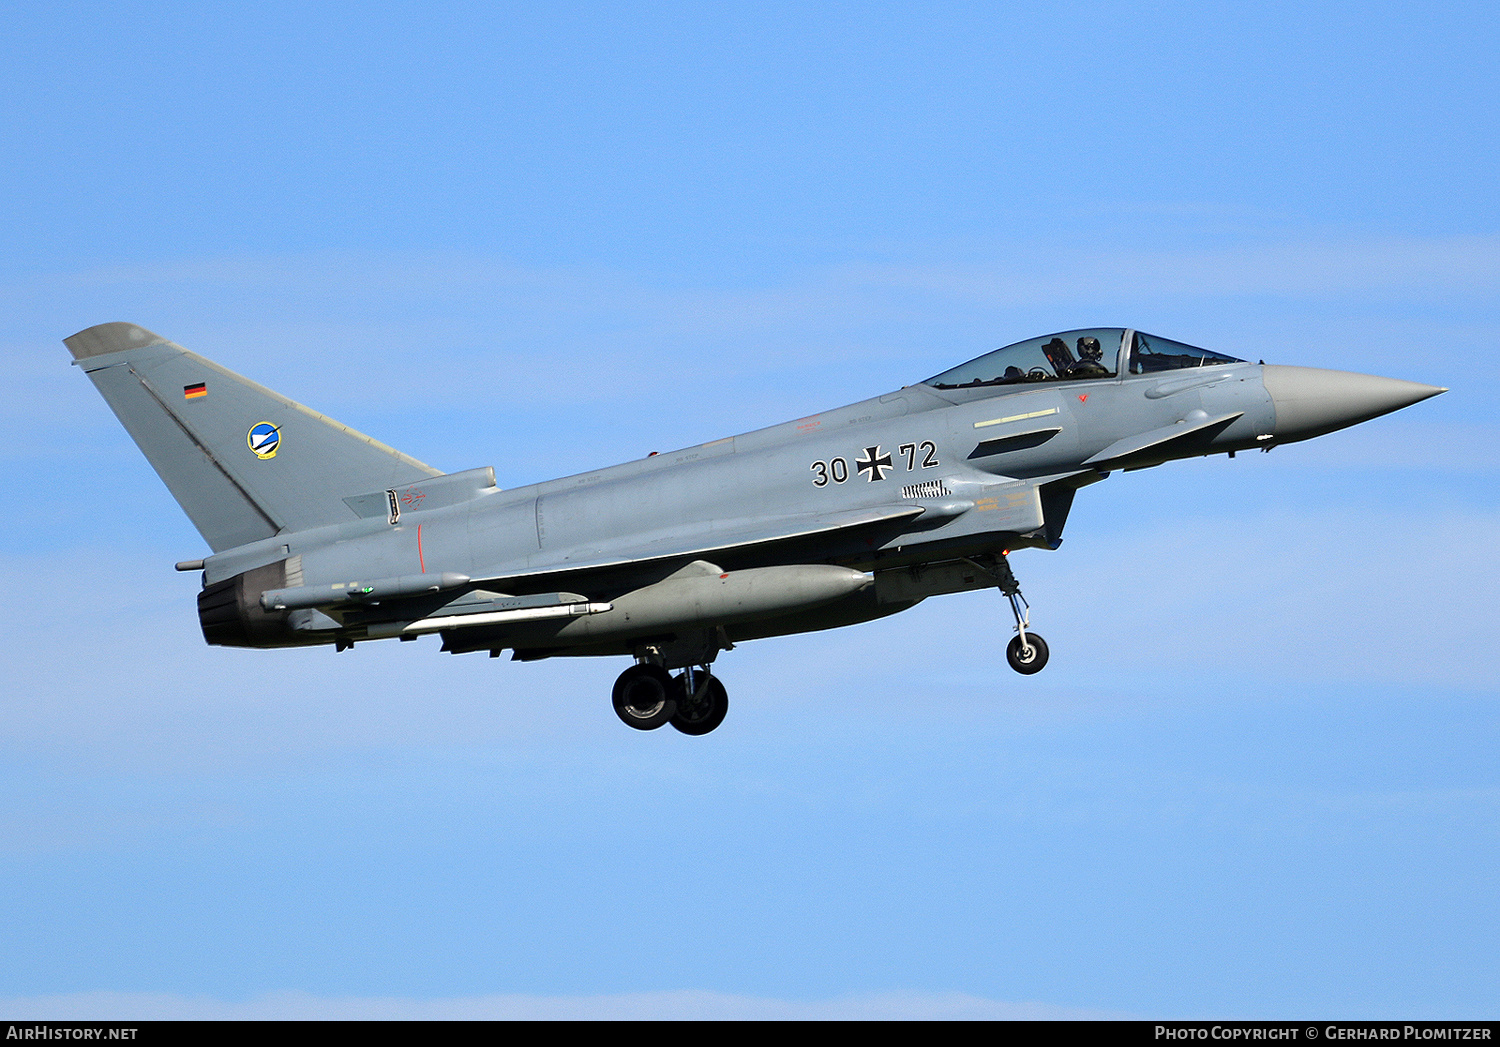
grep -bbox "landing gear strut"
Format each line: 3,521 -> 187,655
983,552 -> 1049,675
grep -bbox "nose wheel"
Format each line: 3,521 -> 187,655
1006,632 -> 1049,674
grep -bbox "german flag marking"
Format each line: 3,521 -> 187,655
183,382 -> 207,400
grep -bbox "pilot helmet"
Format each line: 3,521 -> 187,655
1077,336 -> 1102,362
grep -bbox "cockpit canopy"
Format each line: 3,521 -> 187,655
923,329 -> 1244,389
1127,331 -> 1244,374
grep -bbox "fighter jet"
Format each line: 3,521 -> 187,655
67,322 -> 1443,735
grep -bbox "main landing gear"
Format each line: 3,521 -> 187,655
985,552 -> 1049,675
611,661 -> 730,735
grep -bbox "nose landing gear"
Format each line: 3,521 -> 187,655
978,552 -> 1049,675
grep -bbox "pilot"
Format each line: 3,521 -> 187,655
1067,336 -> 1110,378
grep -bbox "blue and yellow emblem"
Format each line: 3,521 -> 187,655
247,422 -> 281,459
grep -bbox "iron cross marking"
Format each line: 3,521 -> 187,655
856,445 -> 894,482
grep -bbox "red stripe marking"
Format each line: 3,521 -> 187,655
417,523 -> 425,573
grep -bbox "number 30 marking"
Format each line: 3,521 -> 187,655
810,457 -> 850,486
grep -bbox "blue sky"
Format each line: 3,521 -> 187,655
2,1 -> 1496,1019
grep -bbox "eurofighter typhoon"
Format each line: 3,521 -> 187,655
67,322 -> 1443,735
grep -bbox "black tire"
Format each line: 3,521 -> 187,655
1006,633 -> 1049,675
611,664 -> 678,730
670,673 -> 729,736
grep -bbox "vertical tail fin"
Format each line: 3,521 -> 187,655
67,322 -> 440,552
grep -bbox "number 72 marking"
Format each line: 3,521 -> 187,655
899,442 -> 940,469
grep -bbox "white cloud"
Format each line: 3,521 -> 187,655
852,234 -> 1500,305
16,232 -> 1500,355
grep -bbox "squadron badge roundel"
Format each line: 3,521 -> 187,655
247,422 -> 281,459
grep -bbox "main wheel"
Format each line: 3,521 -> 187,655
1006,632 -> 1049,675
612,664 -> 678,730
670,673 -> 729,736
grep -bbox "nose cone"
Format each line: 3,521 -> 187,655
1262,365 -> 1446,443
